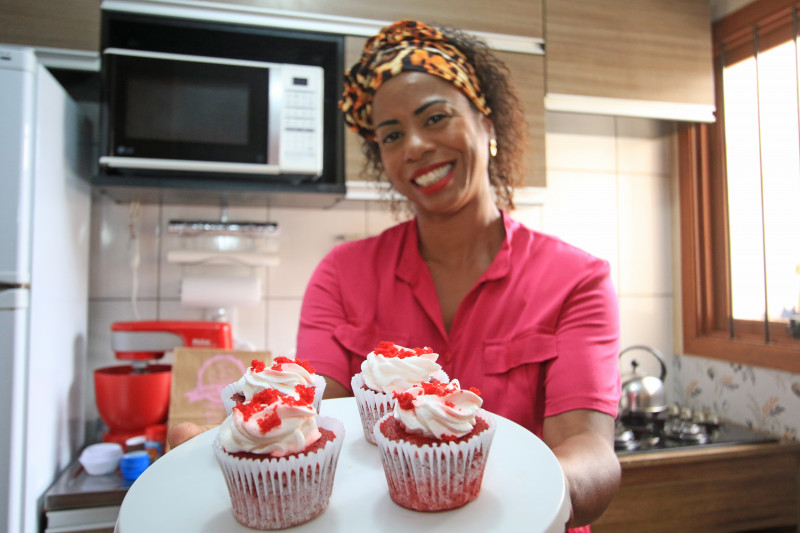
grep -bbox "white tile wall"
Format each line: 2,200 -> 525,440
85,112 -> 677,425
544,112 -> 676,380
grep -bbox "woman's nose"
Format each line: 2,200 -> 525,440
404,129 -> 432,161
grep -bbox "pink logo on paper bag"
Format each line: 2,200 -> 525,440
185,354 -> 248,405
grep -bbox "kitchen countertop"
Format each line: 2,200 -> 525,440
617,438 -> 800,466
44,455 -> 133,511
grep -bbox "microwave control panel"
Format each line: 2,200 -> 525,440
275,65 -> 324,176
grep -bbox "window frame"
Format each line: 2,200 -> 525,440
679,0 -> 800,373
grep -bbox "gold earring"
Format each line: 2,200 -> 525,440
489,138 -> 498,157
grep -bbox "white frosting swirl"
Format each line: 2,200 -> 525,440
218,395 -> 321,457
361,342 -> 442,394
393,380 -> 483,439
234,358 -> 316,400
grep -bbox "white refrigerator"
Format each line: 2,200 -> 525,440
0,45 -> 92,533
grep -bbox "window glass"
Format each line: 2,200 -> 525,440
722,39 -> 800,323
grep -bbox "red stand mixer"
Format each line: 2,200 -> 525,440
94,320 -> 233,445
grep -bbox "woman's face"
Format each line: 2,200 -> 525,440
371,71 -> 495,216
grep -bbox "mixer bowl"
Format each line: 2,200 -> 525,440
94,364 -> 172,433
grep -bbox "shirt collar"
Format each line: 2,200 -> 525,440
396,212 -> 517,284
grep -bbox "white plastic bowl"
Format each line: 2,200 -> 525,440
80,443 -> 123,476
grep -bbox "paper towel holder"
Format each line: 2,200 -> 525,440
166,250 -> 279,267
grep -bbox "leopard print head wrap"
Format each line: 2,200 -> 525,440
339,20 -> 491,141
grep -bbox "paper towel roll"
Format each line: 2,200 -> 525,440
180,276 -> 261,308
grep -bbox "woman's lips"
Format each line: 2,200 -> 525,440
411,162 -> 454,192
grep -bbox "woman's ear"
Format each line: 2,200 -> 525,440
481,115 -> 496,141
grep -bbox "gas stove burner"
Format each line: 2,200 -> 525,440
663,423 -> 712,444
614,422 -> 637,450
614,420 -> 660,451
614,404 -> 778,456
614,438 -> 639,451
661,406 -> 718,444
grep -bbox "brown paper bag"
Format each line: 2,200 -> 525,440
166,348 -> 272,430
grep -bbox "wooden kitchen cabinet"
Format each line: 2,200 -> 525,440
0,0 -> 101,51
212,0 -> 543,40
343,37 -> 546,189
592,442 -> 800,532
544,0 -> 715,122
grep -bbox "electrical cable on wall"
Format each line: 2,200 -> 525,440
129,201 -> 142,320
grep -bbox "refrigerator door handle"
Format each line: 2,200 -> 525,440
0,284 -> 29,310
0,282 -> 30,291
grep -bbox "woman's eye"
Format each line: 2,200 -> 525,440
380,131 -> 401,145
426,113 -> 449,126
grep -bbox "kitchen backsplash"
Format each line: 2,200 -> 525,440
85,111 -> 798,440
672,354 -> 800,440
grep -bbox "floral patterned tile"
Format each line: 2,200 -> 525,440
672,354 -> 800,441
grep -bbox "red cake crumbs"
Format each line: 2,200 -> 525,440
257,411 -> 282,433
235,386 -> 314,432
374,341 -> 433,359
418,381 -> 450,396
271,356 -> 315,374
393,391 -> 416,411
379,415 -> 489,446
227,427 -> 337,460
250,359 -> 266,373
293,384 -> 316,405
236,400 -> 267,422
251,388 -> 282,406
393,381 -> 482,412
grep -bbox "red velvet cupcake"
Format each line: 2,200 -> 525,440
351,341 -> 447,444
372,380 -> 496,511
212,387 -> 344,529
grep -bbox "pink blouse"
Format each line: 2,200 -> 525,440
297,212 -> 621,437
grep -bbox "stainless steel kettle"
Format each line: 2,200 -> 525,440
618,345 -> 668,416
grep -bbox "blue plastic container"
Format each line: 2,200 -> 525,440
120,450 -> 151,481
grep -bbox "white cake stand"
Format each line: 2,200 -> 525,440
115,397 -> 569,533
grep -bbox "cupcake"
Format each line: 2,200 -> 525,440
213,387 -> 345,530
222,356 -> 326,414
351,341 -> 448,444
373,380 -> 496,511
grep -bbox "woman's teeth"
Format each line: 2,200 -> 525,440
414,164 -> 452,187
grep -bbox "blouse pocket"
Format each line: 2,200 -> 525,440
481,328 -> 557,433
483,328 -> 557,374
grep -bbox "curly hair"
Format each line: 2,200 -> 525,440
355,24 -> 529,215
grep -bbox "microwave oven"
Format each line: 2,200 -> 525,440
99,48 -> 324,178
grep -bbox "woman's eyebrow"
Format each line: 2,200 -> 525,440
375,99 -> 449,130
414,99 -> 447,115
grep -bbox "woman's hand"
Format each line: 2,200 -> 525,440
166,422 -> 217,450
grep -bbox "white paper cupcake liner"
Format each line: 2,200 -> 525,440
220,382 -> 242,415
221,374 -> 327,415
213,416 -> 345,530
311,374 -> 326,413
372,409 -> 497,511
351,370 -> 448,445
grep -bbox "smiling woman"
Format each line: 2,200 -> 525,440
297,19 -> 623,531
